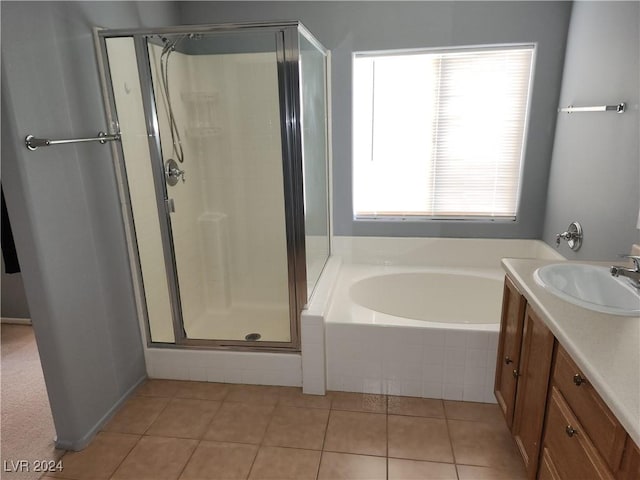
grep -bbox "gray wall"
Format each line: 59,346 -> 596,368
1,257 -> 30,319
179,1 -> 572,238
542,1 -> 640,260
1,1 -> 179,449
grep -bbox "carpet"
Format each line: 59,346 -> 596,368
1,324 -> 64,479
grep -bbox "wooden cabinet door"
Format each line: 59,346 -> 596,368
512,305 -> 555,478
494,275 -> 527,429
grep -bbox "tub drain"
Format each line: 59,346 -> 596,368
245,333 -> 261,341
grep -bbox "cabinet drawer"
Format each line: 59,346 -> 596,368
543,387 -> 614,480
553,345 -> 626,471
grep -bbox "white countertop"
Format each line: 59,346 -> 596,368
502,258 -> 640,447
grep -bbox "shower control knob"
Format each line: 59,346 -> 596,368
165,158 -> 186,186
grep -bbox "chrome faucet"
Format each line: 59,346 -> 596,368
610,255 -> 640,288
555,222 -> 583,251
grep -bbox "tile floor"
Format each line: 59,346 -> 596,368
43,380 -> 526,480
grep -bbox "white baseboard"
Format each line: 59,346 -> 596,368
1,317 -> 32,325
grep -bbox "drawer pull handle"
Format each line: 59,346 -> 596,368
505,356 -> 513,365
573,374 -> 586,386
565,425 -> 578,437
512,369 -> 520,379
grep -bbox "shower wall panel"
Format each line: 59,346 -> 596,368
148,45 -> 208,327
189,53 -> 289,310
107,38 -> 175,343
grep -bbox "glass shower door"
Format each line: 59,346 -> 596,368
147,31 -> 291,344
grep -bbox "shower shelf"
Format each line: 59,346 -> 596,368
181,91 -> 221,138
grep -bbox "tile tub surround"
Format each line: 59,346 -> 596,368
318,238 -> 563,400
46,379 -> 526,480
326,321 -> 500,403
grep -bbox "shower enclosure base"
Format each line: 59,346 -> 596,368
185,304 -> 291,343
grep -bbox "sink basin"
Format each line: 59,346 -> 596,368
534,263 -> 640,316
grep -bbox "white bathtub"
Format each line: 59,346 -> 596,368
341,266 -> 504,328
310,237 -> 564,402
325,264 -> 502,402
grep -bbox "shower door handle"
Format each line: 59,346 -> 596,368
166,198 -> 176,213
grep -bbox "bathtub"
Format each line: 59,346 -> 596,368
325,264 -> 502,402
340,266 -> 503,328
305,237 -> 564,402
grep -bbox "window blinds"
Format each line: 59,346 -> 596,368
353,45 -> 535,220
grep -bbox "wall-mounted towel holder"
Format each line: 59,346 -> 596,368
25,131 -> 121,151
558,103 -> 626,114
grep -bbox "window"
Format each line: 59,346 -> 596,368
353,45 -> 535,220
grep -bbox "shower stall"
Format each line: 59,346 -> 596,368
95,22 -> 330,351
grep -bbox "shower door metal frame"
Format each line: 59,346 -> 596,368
95,22 -> 322,352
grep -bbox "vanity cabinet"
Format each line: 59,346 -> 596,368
512,305 -> 555,477
540,387 -> 614,479
550,345 -> 627,472
494,280 -> 554,478
495,275 -> 640,480
494,275 -> 527,429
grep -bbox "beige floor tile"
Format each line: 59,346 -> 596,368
388,415 -> 453,463
50,432 -> 139,479
330,391 -> 387,413
174,381 -> 230,401
388,396 -> 445,418
102,396 -> 169,434
263,405 -> 329,450
444,400 -> 504,423
225,385 -> 281,406
456,464 -> 527,480
179,441 -> 258,480
317,452 -> 386,479
135,379 -> 183,398
388,458 -> 457,479
249,446 -> 321,480
203,402 -> 274,444
324,410 -> 387,457
146,398 -> 221,439
111,436 -> 197,480
448,419 -> 524,471
278,387 -> 332,409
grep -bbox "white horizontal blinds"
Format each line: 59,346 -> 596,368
431,48 -> 533,218
352,46 -> 534,219
353,54 -> 438,216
